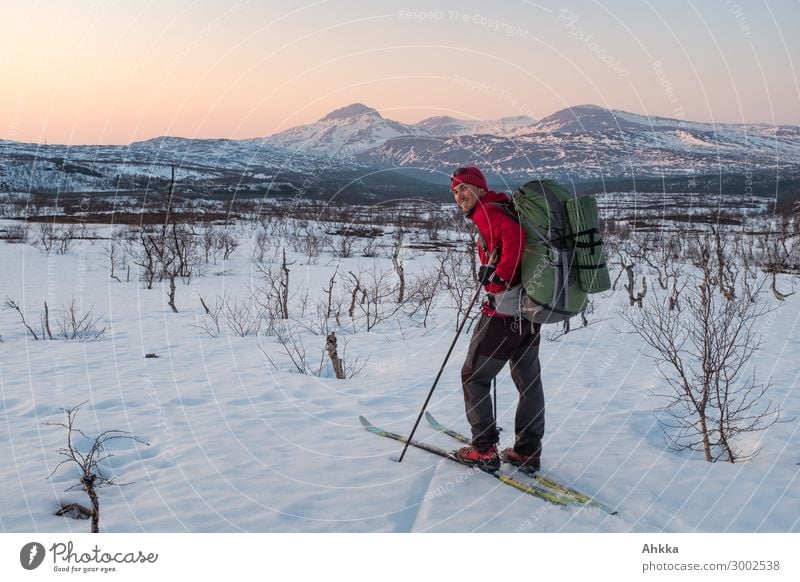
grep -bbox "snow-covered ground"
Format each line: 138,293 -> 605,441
1,216 -> 798,533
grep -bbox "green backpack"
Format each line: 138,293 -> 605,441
509,179 -> 611,328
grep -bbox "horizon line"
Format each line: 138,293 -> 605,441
3,101 -> 797,147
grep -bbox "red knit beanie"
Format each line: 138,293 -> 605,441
450,166 -> 488,191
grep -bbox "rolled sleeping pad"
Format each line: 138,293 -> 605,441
564,196 -> 611,294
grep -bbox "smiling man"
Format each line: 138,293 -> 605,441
450,166 -> 545,474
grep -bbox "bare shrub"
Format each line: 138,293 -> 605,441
251,226 -> 272,263
33,223 -> 56,253
360,237 -> 380,258
261,322 -> 319,376
56,224 -> 79,255
437,244 -> 478,319
252,248 -> 294,334
317,268 -> 343,333
613,249 -> 647,307
125,226 -> 159,289
5,296 -> 40,340
222,294 -> 262,337
161,221 -> 200,312
404,251 -> 456,328
4,297 -> 102,341
1,224 -> 29,244
102,241 -> 123,282
55,299 -> 106,341
752,214 -> 799,300
347,264 -> 403,332
622,234 -> 782,463
391,229 -> 405,303
288,225 -> 328,262
46,402 -> 148,533
330,235 -> 354,258
195,295 -> 222,338
202,224 -> 240,264
628,231 -> 686,309
195,293 -> 262,338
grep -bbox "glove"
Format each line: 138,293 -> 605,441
478,264 -> 503,285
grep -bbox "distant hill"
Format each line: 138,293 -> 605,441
2,103 -> 798,202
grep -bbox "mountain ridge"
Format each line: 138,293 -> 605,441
2,103 -> 798,201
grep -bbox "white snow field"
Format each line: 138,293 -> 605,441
0,213 -> 798,534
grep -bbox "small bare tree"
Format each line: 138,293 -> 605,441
346,264 -> 403,332
2,224 -> 29,243
288,225 -> 328,263
42,300 -> 54,340
219,228 -> 240,261
255,249 -> 295,321
5,298 -> 105,341
221,294 -> 262,337
279,249 -> 292,319
251,227 -> 272,263
711,226 -> 738,301
391,229 -> 406,303
5,296 -> 40,340
310,268 -> 343,335
202,224 -> 220,264
55,299 -> 106,341
195,295 -> 222,337
438,245 -> 477,319
754,215 -> 799,301
162,220 -> 199,313
261,323 -> 317,375
195,293 -> 262,337
405,255 -> 449,328
614,249 -> 647,308
34,223 -> 56,254
56,224 -> 79,255
629,232 -> 686,310
622,235 -> 782,463
360,237 -> 380,258
331,234 -> 354,258
46,402 -> 148,533
126,227 -> 159,289
103,241 -> 123,282
201,225 -> 240,264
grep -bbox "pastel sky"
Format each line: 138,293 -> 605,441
2,0 -> 799,145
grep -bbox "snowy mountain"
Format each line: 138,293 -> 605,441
265,103 -> 431,157
2,103 -> 799,199
532,104 -> 770,135
532,104 -> 678,133
0,132 -> 373,199
414,116 -> 482,137
415,114 -> 536,136
360,104 -> 800,182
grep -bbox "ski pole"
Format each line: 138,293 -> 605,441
397,280 -> 483,463
493,377 -> 497,427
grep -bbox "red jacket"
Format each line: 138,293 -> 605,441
469,191 -> 526,315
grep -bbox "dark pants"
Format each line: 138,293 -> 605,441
461,314 -> 544,455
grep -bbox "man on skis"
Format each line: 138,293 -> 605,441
450,166 -> 545,474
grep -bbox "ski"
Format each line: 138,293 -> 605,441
359,416 -> 574,508
425,412 -> 618,515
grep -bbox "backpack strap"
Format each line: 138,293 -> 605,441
497,197 -> 565,253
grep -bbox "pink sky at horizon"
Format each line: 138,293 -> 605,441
2,1 -> 799,146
